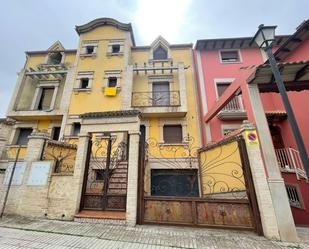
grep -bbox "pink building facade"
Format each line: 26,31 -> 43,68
194,20 -> 309,225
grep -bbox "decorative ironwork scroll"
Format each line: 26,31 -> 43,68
199,138 -> 247,199
132,91 -> 180,107
82,132 -> 128,211
42,140 -> 77,174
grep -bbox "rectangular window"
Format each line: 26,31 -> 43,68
86,46 -> 94,54
163,125 -> 182,143
16,128 -> 33,145
285,184 -> 304,209
38,88 -> 54,110
108,77 -> 117,87
72,123 -> 81,136
151,169 -> 199,197
220,50 -> 240,63
152,82 -> 170,106
52,127 -> 61,141
112,44 -> 120,53
80,78 -> 89,89
216,83 -> 230,97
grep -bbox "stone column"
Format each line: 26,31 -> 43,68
16,131 -> 50,216
121,65 -> 134,110
178,63 -> 188,113
246,84 -> 298,242
126,131 -> 140,226
71,133 -> 91,214
241,122 -> 280,240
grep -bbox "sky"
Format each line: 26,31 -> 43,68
0,0 -> 308,117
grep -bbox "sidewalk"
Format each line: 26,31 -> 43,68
0,215 -> 308,249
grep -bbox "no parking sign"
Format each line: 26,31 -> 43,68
244,130 -> 259,147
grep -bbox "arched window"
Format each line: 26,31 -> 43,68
153,46 -> 168,60
47,52 -> 62,64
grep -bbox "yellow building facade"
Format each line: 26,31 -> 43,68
0,18 -> 202,224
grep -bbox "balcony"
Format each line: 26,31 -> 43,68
131,91 -> 186,117
275,147 -> 307,180
217,96 -> 247,120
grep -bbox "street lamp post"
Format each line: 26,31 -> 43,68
251,24 -> 309,178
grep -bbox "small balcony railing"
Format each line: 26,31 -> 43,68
222,96 -> 244,112
132,91 -> 180,107
275,147 -> 307,180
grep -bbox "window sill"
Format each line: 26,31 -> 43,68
159,142 -> 189,146
220,61 -> 242,64
73,88 -> 91,94
149,58 -> 173,63
106,52 -> 124,57
7,145 -> 28,148
80,53 -> 96,58
51,172 -> 74,177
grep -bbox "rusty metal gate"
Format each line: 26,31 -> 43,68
137,135 -> 262,234
80,132 -> 129,211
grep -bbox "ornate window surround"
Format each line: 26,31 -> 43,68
31,80 -> 60,111
74,71 -> 94,93
103,70 -> 122,92
149,36 -> 172,62
80,40 -> 99,58
159,118 -> 187,145
107,39 -> 125,57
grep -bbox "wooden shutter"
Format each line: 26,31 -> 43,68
216,83 -> 230,97
163,125 -> 182,143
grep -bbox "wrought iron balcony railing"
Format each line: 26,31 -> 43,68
132,91 -> 181,107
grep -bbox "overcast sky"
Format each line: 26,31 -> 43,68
0,0 -> 308,117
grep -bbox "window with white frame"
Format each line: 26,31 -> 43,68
75,72 -> 94,91
107,40 -> 124,56
220,50 -> 241,63
159,119 -> 187,144
103,70 -> 121,90
81,40 -> 98,57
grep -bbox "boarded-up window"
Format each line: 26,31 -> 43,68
151,169 -> 199,197
153,46 -> 168,60
16,128 -> 33,145
220,50 -> 239,63
72,123 -> 81,136
38,88 -> 54,110
163,125 -> 182,143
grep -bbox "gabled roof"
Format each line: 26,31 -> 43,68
75,17 -> 135,46
274,19 -> 309,61
47,41 -> 65,51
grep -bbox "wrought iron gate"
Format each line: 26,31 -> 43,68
80,132 -> 129,211
137,134 -> 262,234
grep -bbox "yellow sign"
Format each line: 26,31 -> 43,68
244,130 -> 259,146
104,87 -> 117,96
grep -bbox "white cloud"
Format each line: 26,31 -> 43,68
134,0 -> 192,44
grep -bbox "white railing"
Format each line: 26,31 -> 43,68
275,147 -> 307,180
222,96 -> 244,112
